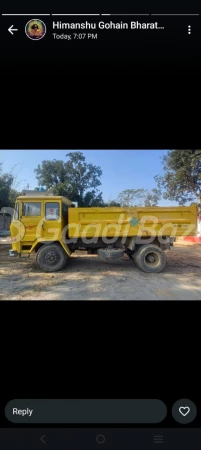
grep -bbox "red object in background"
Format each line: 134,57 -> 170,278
198,215 -> 201,222
183,236 -> 201,243
49,208 -> 54,214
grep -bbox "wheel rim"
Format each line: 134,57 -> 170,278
144,251 -> 160,268
44,250 -> 59,265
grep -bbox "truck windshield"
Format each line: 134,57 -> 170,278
22,202 -> 41,216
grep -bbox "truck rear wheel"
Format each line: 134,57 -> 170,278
36,244 -> 68,272
133,244 -> 166,273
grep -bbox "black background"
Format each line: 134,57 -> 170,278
1,0 -> 201,76
0,272 -> 200,428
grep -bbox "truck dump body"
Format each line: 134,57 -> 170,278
68,204 -> 198,238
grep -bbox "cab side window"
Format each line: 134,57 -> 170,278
45,202 -> 60,220
22,202 -> 41,216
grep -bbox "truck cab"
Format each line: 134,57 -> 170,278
9,194 -> 72,263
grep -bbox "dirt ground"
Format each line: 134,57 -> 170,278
0,240 -> 201,300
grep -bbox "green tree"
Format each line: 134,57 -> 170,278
82,190 -> 104,207
34,151 -> 104,206
8,188 -> 21,207
0,167 -> 20,210
34,159 -> 67,189
154,150 -> 201,206
143,188 -> 161,206
102,200 -> 121,207
0,172 -> 13,210
117,188 -> 160,207
117,189 -> 146,207
108,200 -> 121,207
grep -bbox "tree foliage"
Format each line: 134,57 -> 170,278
117,188 -> 161,207
143,188 -> 161,206
108,200 -> 121,207
34,151 -> 104,206
102,200 -> 121,207
154,150 -> 201,205
0,164 -> 20,211
117,189 -> 145,207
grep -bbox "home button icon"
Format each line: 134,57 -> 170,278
96,434 -> 106,444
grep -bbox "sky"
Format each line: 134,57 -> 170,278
0,149 -> 179,206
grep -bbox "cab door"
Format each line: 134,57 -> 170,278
20,200 -> 44,242
42,201 -> 61,242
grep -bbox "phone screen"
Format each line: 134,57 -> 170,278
0,149 -> 200,449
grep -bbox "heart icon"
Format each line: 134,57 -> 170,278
179,406 -> 190,416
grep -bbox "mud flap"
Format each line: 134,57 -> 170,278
127,237 -> 136,251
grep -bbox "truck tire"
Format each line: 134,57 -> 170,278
36,244 -> 69,272
97,248 -> 124,260
133,244 -> 166,273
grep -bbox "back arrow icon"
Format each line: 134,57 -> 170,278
8,25 -> 18,35
40,435 -> 46,444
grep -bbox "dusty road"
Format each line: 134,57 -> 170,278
0,242 -> 201,300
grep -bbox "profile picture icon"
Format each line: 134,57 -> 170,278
25,19 -> 46,40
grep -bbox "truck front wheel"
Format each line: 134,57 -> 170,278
36,244 -> 68,272
133,244 -> 166,273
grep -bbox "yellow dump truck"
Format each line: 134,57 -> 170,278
9,193 -> 198,273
